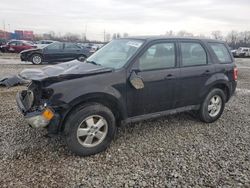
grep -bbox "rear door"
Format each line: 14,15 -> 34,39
177,40 -> 215,107
63,43 -> 82,61
208,42 -> 235,81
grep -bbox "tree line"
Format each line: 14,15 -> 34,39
166,30 -> 250,49
34,30 -> 250,49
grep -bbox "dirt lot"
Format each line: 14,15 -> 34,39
0,58 -> 249,187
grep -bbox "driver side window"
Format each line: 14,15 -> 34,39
139,42 -> 176,71
10,41 -> 17,46
46,43 -> 63,50
65,43 -> 80,49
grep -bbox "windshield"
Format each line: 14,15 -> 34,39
86,39 -> 144,69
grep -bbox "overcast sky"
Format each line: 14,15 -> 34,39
1,0 -> 250,40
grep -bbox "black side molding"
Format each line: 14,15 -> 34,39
122,105 -> 200,124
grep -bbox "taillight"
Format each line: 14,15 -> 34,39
233,67 -> 238,81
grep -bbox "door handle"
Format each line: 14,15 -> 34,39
202,70 -> 210,76
165,74 -> 174,80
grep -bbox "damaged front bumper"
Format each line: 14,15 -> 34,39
16,90 -> 56,128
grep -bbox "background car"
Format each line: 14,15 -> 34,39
231,49 -> 237,57
234,47 -> 250,57
0,39 -> 7,46
35,40 -> 55,45
0,40 -> 36,53
34,40 -> 56,48
20,42 -> 91,64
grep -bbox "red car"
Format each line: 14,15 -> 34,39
0,40 -> 36,53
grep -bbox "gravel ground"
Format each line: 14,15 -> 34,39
0,59 -> 250,187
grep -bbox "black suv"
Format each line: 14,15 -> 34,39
16,37 -> 237,156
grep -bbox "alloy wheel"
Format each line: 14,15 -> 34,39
77,115 -> 108,148
208,95 -> 222,117
33,55 -> 42,64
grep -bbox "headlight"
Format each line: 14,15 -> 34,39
25,108 -> 54,128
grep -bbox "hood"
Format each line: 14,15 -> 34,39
21,48 -> 41,54
34,44 -> 50,48
19,60 -> 113,81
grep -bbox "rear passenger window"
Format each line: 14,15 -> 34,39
180,42 -> 207,66
139,43 -> 175,70
65,43 -> 80,49
209,43 -> 232,63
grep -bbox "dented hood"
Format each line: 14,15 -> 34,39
19,60 -> 112,81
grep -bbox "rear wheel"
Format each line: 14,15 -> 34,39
64,103 -> 117,156
77,55 -> 86,62
31,54 -> 43,65
199,88 -> 226,123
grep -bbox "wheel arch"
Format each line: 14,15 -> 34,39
29,52 -> 44,62
208,82 -> 230,102
59,92 -> 127,131
78,54 -> 87,58
212,83 -> 230,101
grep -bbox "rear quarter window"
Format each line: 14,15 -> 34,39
209,43 -> 232,63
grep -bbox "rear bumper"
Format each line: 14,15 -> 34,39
16,91 -> 59,129
228,81 -> 237,100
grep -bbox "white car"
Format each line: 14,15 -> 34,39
235,47 -> 250,57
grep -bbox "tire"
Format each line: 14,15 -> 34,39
31,54 -> 43,65
239,53 -> 245,58
0,48 -> 5,53
64,103 -> 117,156
77,55 -> 86,62
199,88 -> 226,123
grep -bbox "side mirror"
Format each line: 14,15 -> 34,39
129,71 -> 144,90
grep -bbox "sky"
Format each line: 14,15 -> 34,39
1,0 -> 250,40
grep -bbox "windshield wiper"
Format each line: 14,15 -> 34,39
86,60 -> 101,66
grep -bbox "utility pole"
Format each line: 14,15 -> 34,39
3,20 -> 6,39
104,30 -> 106,42
2,20 -> 5,31
84,24 -> 88,41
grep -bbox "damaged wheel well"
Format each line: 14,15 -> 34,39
59,94 -> 126,131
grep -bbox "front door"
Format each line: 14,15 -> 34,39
43,42 -> 64,62
126,41 -> 179,117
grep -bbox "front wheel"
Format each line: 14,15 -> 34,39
64,103 -> 117,156
31,54 -> 43,65
199,88 -> 226,123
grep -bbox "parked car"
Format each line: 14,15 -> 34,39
234,47 -> 250,57
34,40 -> 56,48
231,49 -> 237,57
79,43 -> 104,54
0,40 -> 36,53
36,40 -> 55,45
16,37 -> 237,156
0,39 -> 7,46
20,42 -> 91,64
